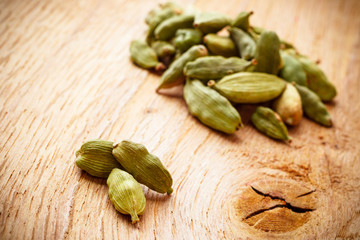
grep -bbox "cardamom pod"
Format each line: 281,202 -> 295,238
184,56 -> 254,81
154,14 -> 195,41
107,168 -> 146,224
157,45 -> 208,90
232,11 -> 253,31
273,83 -> 303,126
151,40 -> 176,59
174,28 -> 203,52
145,2 -> 182,25
297,56 -> 337,101
279,50 -> 307,86
184,79 -> 243,134
229,27 -> 256,60
146,8 -> 179,43
251,106 -> 291,141
130,40 -> 165,71
75,140 -> 122,178
208,72 -> 285,103
112,141 -> 173,194
295,84 -> 332,127
203,34 -> 238,57
280,39 -> 296,50
254,31 -> 281,75
193,12 -> 231,34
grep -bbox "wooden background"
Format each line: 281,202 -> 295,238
1,0 -> 360,239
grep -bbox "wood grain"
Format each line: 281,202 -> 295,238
1,0 -> 360,239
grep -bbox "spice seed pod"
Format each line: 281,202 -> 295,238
174,28 -> 203,53
112,140 -> 173,194
251,106 -> 291,141
107,168 -> 146,224
203,34 -> 238,57
130,40 -> 165,71
279,50 -> 307,86
75,140 -> 123,178
184,79 -> 243,134
273,82 -> 303,126
295,84 -> 332,127
229,27 -> 256,60
254,31 -> 281,75
154,14 -> 195,41
208,72 -> 286,104
157,45 -> 208,90
184,56 -> 254,81
232,11 -> 253,31
193,12 -> 231,34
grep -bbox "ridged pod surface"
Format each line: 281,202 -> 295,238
279,50 -> 307,86
184,56 -> 253,81
193,12 -> 231,34
203,34 -> 238,57
184,79 -> 242,134
130,40 -> 165,71
112,140 -> 173,194
75,140 -> 122,178
107,168 -> 146,223
154,14 -> 194,40
157,45 -> 208,90
251,106 -> 290,141
254,31 -> 281,74
208,72 -> 285,103
295,84 -> 332,127
232,11 -> 253,31
229,27 -> 256,60
174,28 -> 203,52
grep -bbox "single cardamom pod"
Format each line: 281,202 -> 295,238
130,40 -> 165,71
157,45 -> 208,90
193,12 -> 231,34
154,14 -> 195,41
75,140 -> 123,178
295,84 -> 332,127
232,11 -> 253,31
297,56 -> 337,101
146,8 -> 179,43
174,28 -> 203,52
184,56 -> 254,81
273,83 -> 303,126
208,72 -> 285,103
184,79 -> 243,134
107,168 -> 146,223
254,31 -> 281,75
251,106 -> 291,141
112,141 -> 173,194
203,34 -> 238,57
279,50 -> 307,86
229,27 -> 256,60
151,40 -> 176,59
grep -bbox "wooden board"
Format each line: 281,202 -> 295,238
1,0 -> 360,239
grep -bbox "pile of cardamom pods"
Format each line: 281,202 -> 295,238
130,2 -> 337,141
75,139 -> 173,223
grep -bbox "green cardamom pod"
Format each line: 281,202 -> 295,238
203,34 -> 238,57
208,72 -> 285,103
184,79 -> 243,134
75,140 -> 122,178
174,28 -> 203,52
107,168 -> 146,223
295,84 -> 332,127
273,83 -> 303,126
251,106 -> 291,141
193,12 -> 231,34
297,56 -> 337,101
279,50 -> 307,86
254,31 -> 281,75
229,27 -> 256,60
151,40 -> 176,59
112,141 -> 173,194
146,8 -> 179,43
130,40 -> 165,71
145,2 -> 182,25
155,14 -> 195,41
157,45 -> 208,90
232,11 -> 253,32
184,56 -> 254,81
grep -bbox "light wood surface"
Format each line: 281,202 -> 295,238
1,0 -> 360,239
